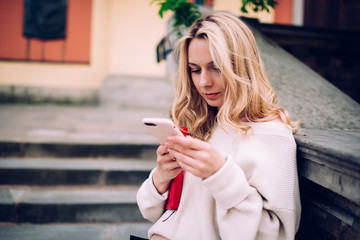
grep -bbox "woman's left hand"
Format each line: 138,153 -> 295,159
165,135 -> 226,179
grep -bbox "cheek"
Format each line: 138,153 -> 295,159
220,76 -> 228,89
213,74 -> 226,89
191,76 -> 201,91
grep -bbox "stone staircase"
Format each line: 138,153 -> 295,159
0,75 -> 172,239
0,137 -> 157,239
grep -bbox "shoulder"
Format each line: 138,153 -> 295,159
235,122 -> 297,172
209,121 -> 295,144
246,122 -> 297,155
247,121 -> 294,140
209,121 -> 296,156
235,121 -> 296,158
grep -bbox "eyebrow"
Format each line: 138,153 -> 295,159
188,61 -> 214,67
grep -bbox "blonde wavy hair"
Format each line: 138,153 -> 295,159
170,11 -> 299,141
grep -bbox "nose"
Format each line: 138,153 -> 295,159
199,70 -> 213,88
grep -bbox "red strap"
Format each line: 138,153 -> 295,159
165,127 -> 187,210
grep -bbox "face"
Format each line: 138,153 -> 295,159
188,38 -> 227,109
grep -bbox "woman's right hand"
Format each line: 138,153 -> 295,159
152,143 -> 182,194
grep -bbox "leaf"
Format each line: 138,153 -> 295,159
151,0 -> 200,31
240,0 -> 278,14
241,5 -> 249,13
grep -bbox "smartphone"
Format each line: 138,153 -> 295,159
142,118 -> 184,144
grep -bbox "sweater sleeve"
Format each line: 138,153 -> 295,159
136,169 -> 169,223
203,134 -> 300,240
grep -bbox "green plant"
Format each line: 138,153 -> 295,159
152,0 -> 278,29
240,0 -> 277,13
151,0 -> 203,28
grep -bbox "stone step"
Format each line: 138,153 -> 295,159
99,74 -> 173,111
0,140 -> 158,159
0,158 -> 156,186
0,104 -> 166,159
0,186 -> 147,223
0,223 -> 151,240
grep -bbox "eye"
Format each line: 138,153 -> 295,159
208,63 -> 220,73
209,66 -> 221,73
190,68 -> 201,74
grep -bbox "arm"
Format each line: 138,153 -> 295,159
137,143 -> 182,222
136,169 -> 168,222
167,133 -> 300,240
250,135 -> 300,239
204,135 -> 300,240
203,158 -> 263,239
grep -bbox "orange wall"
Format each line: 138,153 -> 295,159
0,0 -> 168,90
0,0 -> 27,60
0,0 -> 91,63
274,0 -> 293,25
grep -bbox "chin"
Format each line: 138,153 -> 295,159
207,102 -> 221,108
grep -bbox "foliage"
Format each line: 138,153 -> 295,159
151,0 -> 203,28
151,0 -> 278,32
240,0 -> 278,13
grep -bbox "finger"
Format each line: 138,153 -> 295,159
168,135 -> 209,152
157,154 -> 174,165
158,152 -> 181,165
167,137 -> 212,161
161,161 -> 182,171
168,149 -> 202,175
157,162 -> 182,178
157,144 -> 169,156
171,151 -> 202,177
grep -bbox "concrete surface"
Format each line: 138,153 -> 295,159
0,223 -> 151,240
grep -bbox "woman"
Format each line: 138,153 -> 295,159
136,11 -> 301,240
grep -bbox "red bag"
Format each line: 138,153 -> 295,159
165,127 -> 187,210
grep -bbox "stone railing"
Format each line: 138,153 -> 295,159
160,13 -> 360,239
238,22 -> 360,240
245,19 -> 360,104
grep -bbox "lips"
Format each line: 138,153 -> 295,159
204,92 -> 220,100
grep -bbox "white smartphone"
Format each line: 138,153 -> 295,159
142,118 -> 184,144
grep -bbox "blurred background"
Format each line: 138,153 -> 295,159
0,0 -> 359,239
1,0 -> 358,104
0,0 -> 279,103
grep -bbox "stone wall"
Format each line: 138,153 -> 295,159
245,19 -> 360,104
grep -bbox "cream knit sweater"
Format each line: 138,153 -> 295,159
137,122 -> 301,240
